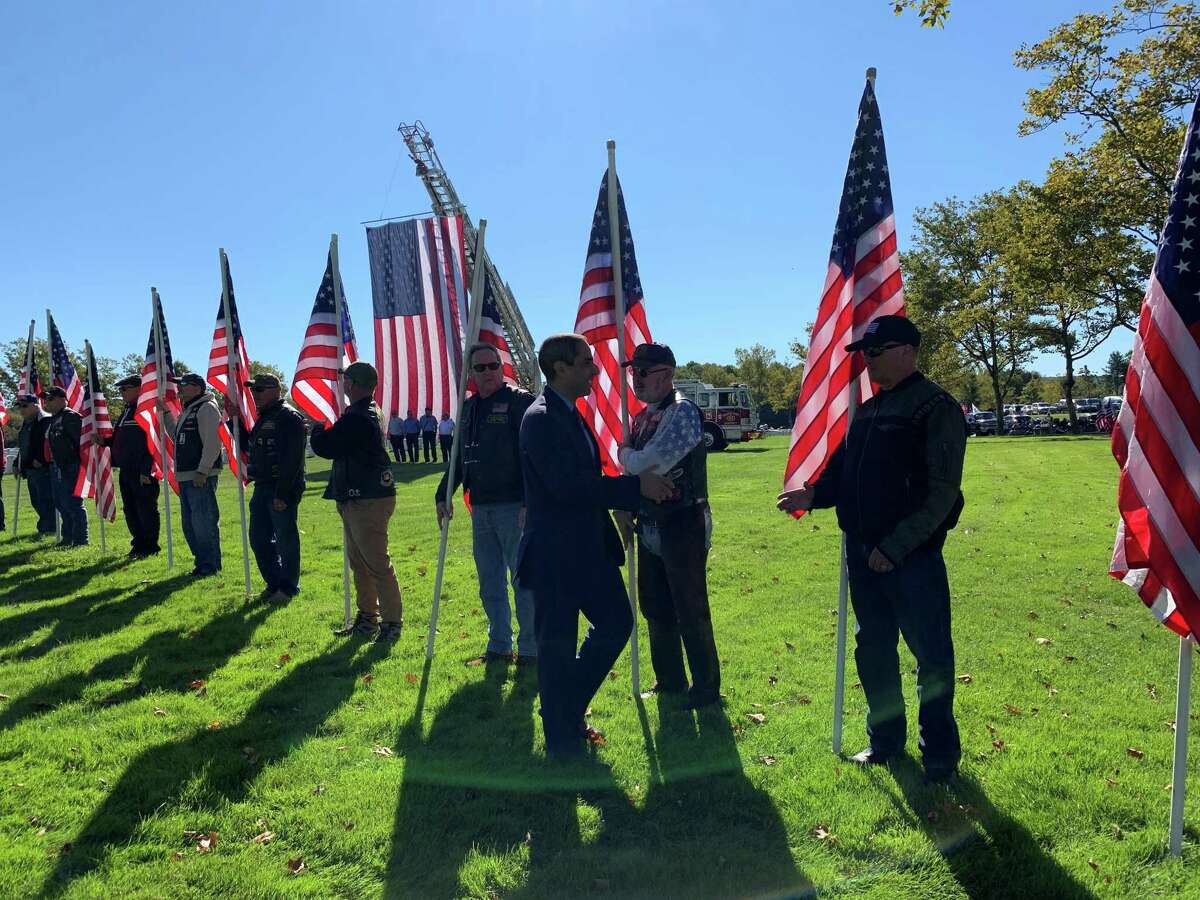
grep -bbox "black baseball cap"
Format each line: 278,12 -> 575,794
116,375 -> 141,390
243,373 -> 281,391
621,342 -> 676,368
845,315 -> 921,352
14,393 -> 39,406
41,386 -> 67,399
171,373 -> 206,388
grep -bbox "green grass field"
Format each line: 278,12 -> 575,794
0,435 -> 1196,898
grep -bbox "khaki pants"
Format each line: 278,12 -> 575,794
337,496 -> 403,624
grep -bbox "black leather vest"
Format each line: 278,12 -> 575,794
328,400 -> 395,501
174,397 -> 222,473
246,400 -> 303,483
46,410 -> 81,467
631,393 -> 708,524
111,408 -> 150,470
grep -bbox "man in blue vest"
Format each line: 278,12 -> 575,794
615,342 -> 720,709
419,407 -> 439,462
403,410 -> 421,464
310,362 -> 403,643
160,373 -> 223,577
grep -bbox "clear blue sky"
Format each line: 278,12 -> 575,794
2,0 -> 1128,380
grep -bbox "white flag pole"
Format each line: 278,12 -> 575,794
329,234 -> 354,630
151,288 -> 174,570
84,340 -> 106,554
1169,634 -> 1194,856
427,219 -> 489,661
11,319 -> 35,536
46,310 -> 61,541
219,249 -> 252,596
606,140 -> 642,697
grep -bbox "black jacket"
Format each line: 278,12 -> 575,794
811,372 -> 966,564
105,407 -> 154,477
46,409 -> 83,468
310,397 -> 395,502
234,400 -> 307,501
17,413 -> 50,475
435,385 -> 534,506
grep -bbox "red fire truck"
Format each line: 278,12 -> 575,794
674,379 -> 760,452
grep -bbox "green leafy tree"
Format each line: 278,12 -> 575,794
892,0 -> 951,27
1104,349 -> 1132,392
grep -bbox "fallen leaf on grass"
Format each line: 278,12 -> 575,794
813,825 -> 838,844
1126,747 -> 1145,760
373,746 -> 394,757
170,851 -> 184,862
188,679 -> 207,693
1004,704 -> 1022,716
196,832 -> 217,853
1166,720 -> 1177,732
767,675 -> 778,686
992,740 -> 1005,751
465,657 -> 485,667
985,723 -> 997,734
242,746 -> 259,764
1104,777 -> 1119,787
785,642 -> 796,652
153,707 -> 167,717
1087,858 -> 1100,871
746,713 -> 766,725
405,673 -> 418,684
362,674 -> 374,684
416,566 -> 427,577
608,671 -> 618,680
313,784 -> 326,795
1146,683 -> 1159,701
206,721 -> 222,730
1063,656 -> 1077,663
277,653 -> 292,665
287,857 -> 305,875
344,821 -> 355,831
250,831 -> 275,845
797,695 -> 812,705
0,693 -> 10,701
759,755 -> 777,766
956,674 -> 973,684
1027,611 -> 1039,620
1035,637 -> 1053,646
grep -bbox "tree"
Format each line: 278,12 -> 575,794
732,344 -> 776,408
1104,349 -> 1132,392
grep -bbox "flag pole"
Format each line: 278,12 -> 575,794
427,219 -> 489,661
84,340 -> 106,554
220,249 -> 252,596
606,139 -> 642,696
831,376 -> 860,755
329,234 -> 354,630
151,288 -> 174,570
11,319 -> 35,536
46,309 -> 61,541
1170,634 -> 1193,855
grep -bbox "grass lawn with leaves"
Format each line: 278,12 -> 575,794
0,435 -> 1196,898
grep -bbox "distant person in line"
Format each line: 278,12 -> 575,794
615,342 -> 720,710
95,375 -> 160,558
403,409 -> 421,463
0,422 -> 6,531
517,334 -> 673,759
42,386 -> 88,547
229,373 -> 307,604
14,394 -> 56,536
435,343 -> 536,666
160,373 -> 223,577
419,406 -> 438,462
387,414 -> 407,463
437,413 -> 454,463
310,362 -> 403,644
778,315 -> 967,783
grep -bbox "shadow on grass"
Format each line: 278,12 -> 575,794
0,585 -> 271,735
42,637 -> 389,895
874,756 -> 1092,899
0,555 -> 124,605
304,461 -> 445,488
385,671 -> 809,899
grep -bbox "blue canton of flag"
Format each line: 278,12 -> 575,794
47,313 -> 83,410
367,220 -> 427,317
830,80 -> 895,277
1154,108 -> 1200,328
312,255 -> 357,346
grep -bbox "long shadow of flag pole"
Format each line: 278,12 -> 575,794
427,220 -> 489,660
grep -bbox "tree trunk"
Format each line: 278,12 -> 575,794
991,378 -> 1005,437
1063,352 -> 1078,433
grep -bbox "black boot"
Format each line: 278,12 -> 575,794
680,618 -> 721,708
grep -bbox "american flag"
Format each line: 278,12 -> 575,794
292,251 -> 359,427
207,252 -> 256,479
76,346 -> 117,521
367,216 -> 468,419
47,313 -> 84,411
18,326 -> 41,397
0,389 -> 7,427
1110,95 -> 1200,639
783,76 -> 905,506
574,170 -> 652,475
467,272 -> 519,394
136,292 -> 181,493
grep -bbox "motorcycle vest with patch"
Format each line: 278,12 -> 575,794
328,400 -> 395,501
246,400 -> 303,483
174,397 -> 222,474
46,409 -> 82,467
630,392 -> 707,524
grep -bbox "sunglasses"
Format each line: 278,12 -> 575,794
863,343 -> 905,358
632,365 -> 670,378
472,362 -> 501,373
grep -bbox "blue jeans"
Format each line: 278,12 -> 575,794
249,483 -> 301,595
179,477 -> 222,574
50,463 -> 88,545
471,501 -> 536,656
26,468 -> 57,534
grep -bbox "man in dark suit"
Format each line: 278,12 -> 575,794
517,333 -> 673,759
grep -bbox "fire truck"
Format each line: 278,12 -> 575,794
674,380 -> 760,451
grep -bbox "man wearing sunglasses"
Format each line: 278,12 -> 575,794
227,373 -> 307,603
435,343 -> 536,665
777,314 -> 967,783
615,342 -> 721,710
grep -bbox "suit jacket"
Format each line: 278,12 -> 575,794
516,388 -> 641,594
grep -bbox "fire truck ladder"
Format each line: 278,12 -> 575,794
397,121 -> 540,390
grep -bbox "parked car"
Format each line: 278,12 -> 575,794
1003,414 -> 1034,434
969,412 -> 998,436
3,448 -> 16,471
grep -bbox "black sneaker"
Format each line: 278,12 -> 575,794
376,622 -> 402,643
334,613 -> 380,640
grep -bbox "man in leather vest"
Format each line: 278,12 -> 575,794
160,373 -> 223,577
778,315 -> 967,782
231,373 -> 306,603
14,394 -> 56,537
435,343 -> 537,665
310,362 -> 403,643
95,375 -> 160,558
615,342 -> 721,710
43,386 -> 88,547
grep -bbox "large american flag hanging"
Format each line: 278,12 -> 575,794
1110,95 -> 1200,639
136,293 -> 181,494
783,76 -> 905,507
467,272 -> 519,393
367,216 -> 468,419
574,170 -> 652,475
48,313 -> 84,412
76,348 -> 117,521
207,253 -> 256,480
19,329 -> 41,398
293,251 -> 359,427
